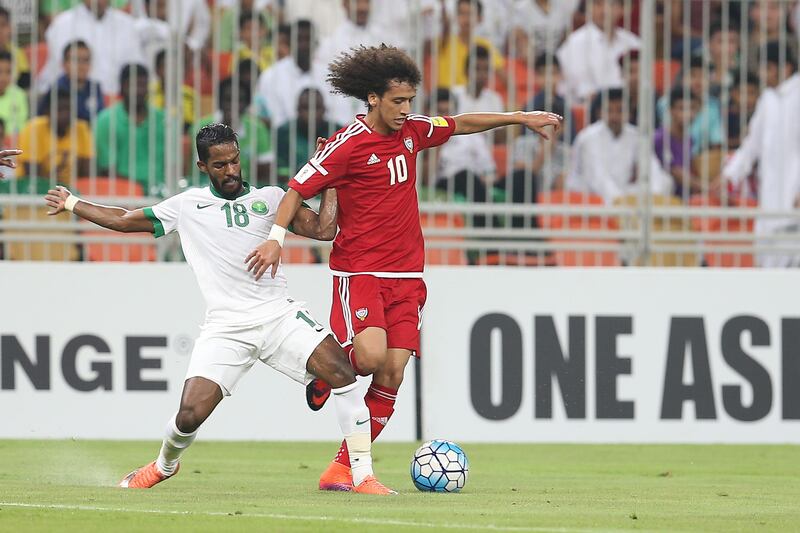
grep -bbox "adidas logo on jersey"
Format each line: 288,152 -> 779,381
367,153 -> 381,165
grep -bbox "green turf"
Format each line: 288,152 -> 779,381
0,440 -> 798,532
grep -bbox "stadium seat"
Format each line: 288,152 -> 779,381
537,191 -> 620,267
492,145 -> 508,178
571,105 -> 587,132
75,177 -> 156,262
653,60 -> 681,94
689,195 -> 755,267
1,178 -> 79,261
282,233 -> 322,264
614,194 -> 698,267
24,42 -> 48,75
420,212 -> 467,265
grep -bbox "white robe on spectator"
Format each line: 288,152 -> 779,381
256,58 -> 328,128
41,4 -> 145,96
512,0 -> 580,53
724,74 -> 800,268
567,121 -> 672,204
556,23 -> 640,102
437,133 -> 497,180
130,0 -> 210,51
313,18 -> 400,125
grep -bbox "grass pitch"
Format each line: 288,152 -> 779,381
0,440 -> 798,532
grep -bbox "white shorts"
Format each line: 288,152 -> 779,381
185,301 -> 331,396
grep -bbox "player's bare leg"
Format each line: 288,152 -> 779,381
307,335 -> 396,494
120,377 -> 223,489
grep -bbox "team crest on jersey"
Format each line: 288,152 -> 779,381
250,200 -> 268,215
355,307 -> 369,321
403,137 -> 414,153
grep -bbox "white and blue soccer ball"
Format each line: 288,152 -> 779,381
410,439 -> 469,492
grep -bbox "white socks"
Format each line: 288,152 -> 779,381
331,381 -> 373,486
155,414 -> 197,476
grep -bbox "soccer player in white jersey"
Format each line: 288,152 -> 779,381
43,123 -> 395,495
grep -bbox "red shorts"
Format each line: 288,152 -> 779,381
330,275 -> 427,356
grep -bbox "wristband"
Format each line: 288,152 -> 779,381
64,194 -> 80,212
267,224 -> 287,247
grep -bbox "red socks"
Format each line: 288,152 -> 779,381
333,383 -> 397,467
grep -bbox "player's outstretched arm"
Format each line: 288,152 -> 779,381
0,149 -> 22,174
289,188 -> 338,241
245,187 -> 305,281
44,185 -> 154,233
453,111 -> 563,139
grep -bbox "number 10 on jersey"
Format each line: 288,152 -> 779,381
387,154 -> 408,186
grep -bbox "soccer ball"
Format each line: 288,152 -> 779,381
410,439 -> 469,492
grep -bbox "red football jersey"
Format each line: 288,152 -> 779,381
288,114 -> 456,276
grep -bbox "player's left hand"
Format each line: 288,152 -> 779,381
314,137 -> 326,157
521,111 -> 562,141
245,239 -> 283,280
0,149 -> 22,174
44,185 -> 71,215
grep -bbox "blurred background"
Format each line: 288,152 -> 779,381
0,0 -> 799,268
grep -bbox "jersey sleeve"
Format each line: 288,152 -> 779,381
406,114 -> 456,150
143,193 -> 183,238
287,137 -> 352,199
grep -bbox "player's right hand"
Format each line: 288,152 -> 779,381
245,239 -> 282,280
44,185 -> 71,215
0,149 -> 22,175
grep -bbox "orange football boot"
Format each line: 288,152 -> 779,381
353,476 -> 397,495
318,461 -> 353,491
119,461 -> 178,489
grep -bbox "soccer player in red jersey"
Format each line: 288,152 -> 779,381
245,45 -> 561,491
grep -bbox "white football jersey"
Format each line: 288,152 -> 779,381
146,183 -> 294,327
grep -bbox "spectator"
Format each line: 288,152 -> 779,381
722,69 -> 800,267
313,0 -> 395,124
369,0 -> 438,55
237,11 -> 274,72
656,56 -> 724,156
41,0 -> 145,96
451,44 -> 505,142
0,50 -> 27,137
0,7 -> 29,89
433,87 -> 495,228
726,72 -> 760,149
215,0 -> 273,53
149,48 -> 197,132
744,0 -> 798,77
567,88 -> 671,204
130,0 -> 210,51
18,88 -> 92,184
509,96 -> 569,195
705,22 -> 740,97
275,87 -> 341,183
37,40 -> 104,123
191,77 -> 272,184
257,20 -> 326,129
94,64 -> 165,192
527,53 -> 576,140
761,40 -> 797,88
557,0 -> 640,102
511,0 -> 580,53
654,88 -> 699,196
434,0 -> 505,89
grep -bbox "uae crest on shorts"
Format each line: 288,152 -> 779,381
404,137 -> 413,153
355,307 -> 369,321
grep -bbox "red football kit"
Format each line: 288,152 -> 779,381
288,113 -> 456,355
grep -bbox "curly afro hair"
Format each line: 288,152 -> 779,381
327,44 -> 421,106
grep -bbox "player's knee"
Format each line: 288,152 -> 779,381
175,406 -> 203,433
352,348 -> 385,375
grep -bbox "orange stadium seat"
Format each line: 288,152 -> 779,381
571,105 -> 587,133
689,195 -> 755,267
420,212 -> 467,265
537,191 -> 620,266
75,177 -> 156,262
24,42 -> 48,74
653,60 -> 681,95
282,233 -> 322,265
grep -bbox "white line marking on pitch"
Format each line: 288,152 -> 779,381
0,501 -> 638,533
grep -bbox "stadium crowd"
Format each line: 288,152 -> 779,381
1,0 -> 799,266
